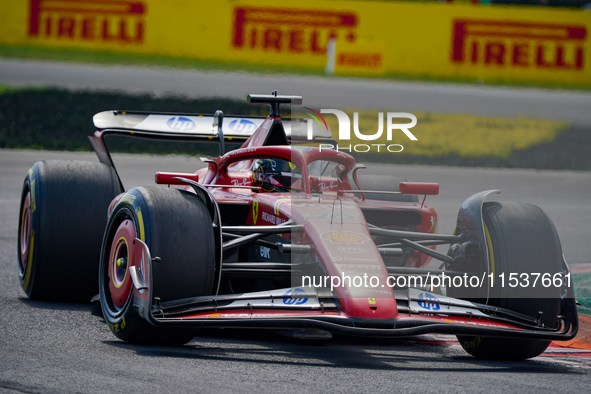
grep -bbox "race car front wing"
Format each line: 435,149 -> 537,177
125,236 -> 578,341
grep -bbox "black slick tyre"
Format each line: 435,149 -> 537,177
17,160 -> 122,302
99,186 -> 216,346
457,202 -> 564,360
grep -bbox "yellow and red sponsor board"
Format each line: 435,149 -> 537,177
0,0 -> 589,87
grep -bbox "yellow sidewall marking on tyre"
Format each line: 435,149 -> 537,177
23,232 -> 34,290
483,221 -> 496,286
135,206 -> 145,242
20,202 -> 30,258
30,179 -> 36,212
432,207 -> 439,234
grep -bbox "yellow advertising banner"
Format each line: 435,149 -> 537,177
0,0 -> 589,87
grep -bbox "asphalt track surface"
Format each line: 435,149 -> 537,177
1,149 -> 591,393
1,58 -> 591,125
2,60 -> 591,392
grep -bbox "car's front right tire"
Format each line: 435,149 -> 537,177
457,202 -> 566,360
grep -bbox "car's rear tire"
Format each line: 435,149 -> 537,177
99,186 -> 216,345
17,160 -> 122,302
457,202 -> 564,360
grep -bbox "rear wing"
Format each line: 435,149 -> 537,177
90,107 -> 334,180
93,110 -> 332,143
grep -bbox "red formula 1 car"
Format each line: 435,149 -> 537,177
17,93 -> 577,360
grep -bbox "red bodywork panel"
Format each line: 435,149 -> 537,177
91,98 -> 577,345
145,116 -> 440,322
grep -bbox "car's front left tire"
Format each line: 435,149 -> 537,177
99,186 -> 217,345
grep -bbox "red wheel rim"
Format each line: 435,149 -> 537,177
108,219 -> 136,310
20,192 -> 31,272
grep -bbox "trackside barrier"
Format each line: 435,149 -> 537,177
0,0 -> 589,87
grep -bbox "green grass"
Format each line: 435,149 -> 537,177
333,111 -> 568,159
1,87 -> 589,170
0,84 -> 30,94
1,45 -> 589,91
0,87 -> 261,154
573,273 -> 591,315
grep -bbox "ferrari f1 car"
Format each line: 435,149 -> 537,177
17,93 -> 578,360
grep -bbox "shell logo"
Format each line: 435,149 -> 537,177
322,231 -> 369,244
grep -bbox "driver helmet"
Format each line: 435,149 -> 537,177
252,158 -> 301,191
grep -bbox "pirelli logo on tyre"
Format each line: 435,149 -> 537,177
28,0 -> 146,43
451,19 -> 587,71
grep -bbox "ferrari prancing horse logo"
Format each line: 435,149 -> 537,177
252,199 -> 259,225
